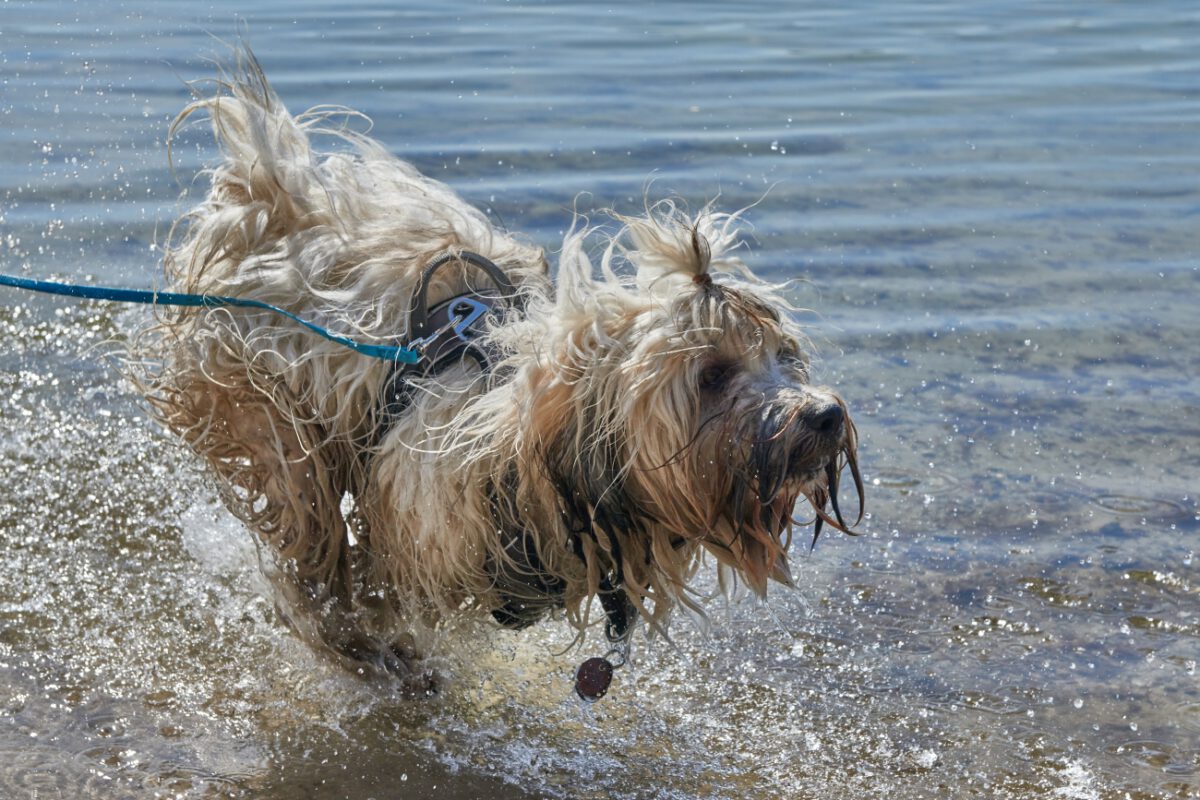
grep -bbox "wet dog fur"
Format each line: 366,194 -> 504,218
131,50 -> 861,686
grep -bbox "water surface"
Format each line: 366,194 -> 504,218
2,2 -> 1198,798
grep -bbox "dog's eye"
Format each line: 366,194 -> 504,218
699,363 -> 733,392
778,342 -> 810,380
781,353 -> 809,379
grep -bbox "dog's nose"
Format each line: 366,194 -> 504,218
804,402 -> 844,437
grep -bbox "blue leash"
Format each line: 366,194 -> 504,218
0,272 -> 420,364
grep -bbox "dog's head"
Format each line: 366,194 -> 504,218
503,201 -> 861,627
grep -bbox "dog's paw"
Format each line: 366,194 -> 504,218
377,643 -> 440,697
338,634 -> 439,696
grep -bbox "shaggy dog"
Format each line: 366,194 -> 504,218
133,51 -> 861,692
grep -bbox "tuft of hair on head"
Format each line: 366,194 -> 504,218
551,194 -> 807,334
602,198 -> 753,294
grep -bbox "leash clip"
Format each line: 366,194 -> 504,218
407,296 -> 491,357
448,297 -> 491,340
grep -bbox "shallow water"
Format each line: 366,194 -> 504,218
2,1 -> 1198,798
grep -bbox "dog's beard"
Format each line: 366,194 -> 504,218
694,394 -> 863,595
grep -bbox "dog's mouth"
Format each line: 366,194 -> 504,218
704,399 -> 864,593
768,433 -> 863,547
796,435 -> 864,548
763,397 -> 864,546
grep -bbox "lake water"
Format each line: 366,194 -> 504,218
2,1 -> 1198,798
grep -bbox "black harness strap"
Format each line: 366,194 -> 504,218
371,251 -> 636,664
598,574 -> 635,642
408,252 -> 517,340
374,251 -> 518,444
567,526 -> 637,643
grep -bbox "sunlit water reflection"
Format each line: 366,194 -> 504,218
2,2 -> 1198,798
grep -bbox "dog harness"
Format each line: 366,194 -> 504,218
372,251 -> 517,442
377,251 -> 636,700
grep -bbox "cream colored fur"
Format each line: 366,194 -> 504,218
132,51 -> 859,681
